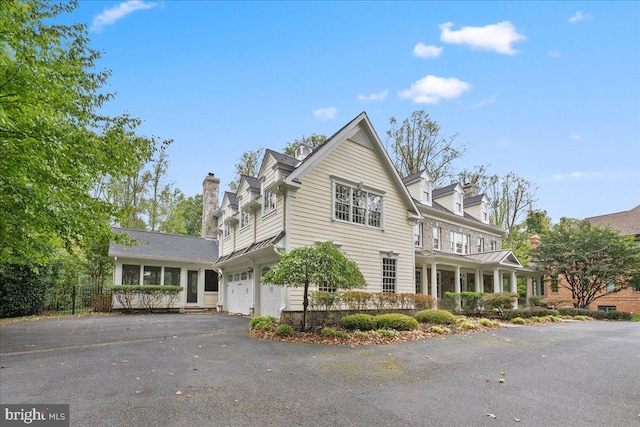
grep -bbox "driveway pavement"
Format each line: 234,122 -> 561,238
1,314 -> 639,427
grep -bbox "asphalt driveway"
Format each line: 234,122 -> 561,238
1,314 -> 638,427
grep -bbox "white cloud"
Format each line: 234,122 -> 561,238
313,107 -> 337,121
439,21 -> 526,55
91,0 -> 157,33
357,90 -> 388,103
413,43 -> 443,59
552,171 -> 603,181
471,94 -> 496,109
548,49 -> 562,58
569,11 -> 590,23
571,134 -> 582,140
398,75 -> 471,104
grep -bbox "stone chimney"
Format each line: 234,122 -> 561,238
463,182 -> 480,198
201,173 -> 220,238
529,234 -> 541,249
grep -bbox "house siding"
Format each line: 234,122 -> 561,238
287,139 -> 415,310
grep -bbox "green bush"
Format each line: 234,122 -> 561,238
0,263 -> 51,317
429,326 -> 449,334
511,317 -> 526,325
340,314 -> 377,331
339,291 -> 372,310
558,307 -> 632,321
460,321 -> 477,330
573,315 -> 591,321
528,295 -> 542,307
378,329 -> 395,337
251,316 -> 276,330
275,324 -> 294,337
604,310 -> 632,321
480,292 -> 519,315
375,313 -> 418,331
414,309 -> 457,325
322,327 -> 336,336
353,330 -> 368,339
335,331 -> 351,340
478,318 -> 496,327
502,308 -> 559,320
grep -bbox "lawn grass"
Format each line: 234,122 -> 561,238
632,313 -> 640,322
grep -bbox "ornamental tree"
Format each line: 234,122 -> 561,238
261,242 -> 366,330
531,218 -> 640,308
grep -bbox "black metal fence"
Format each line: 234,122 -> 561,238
39,285 -> 113,316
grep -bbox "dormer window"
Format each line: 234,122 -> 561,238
421,178 -> 431,204
454,192 -> 462,214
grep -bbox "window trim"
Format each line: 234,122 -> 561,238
331,177 -> 384,230
432,227 -> 441,251
382,257 -> 397,293
413,223 -> 422,247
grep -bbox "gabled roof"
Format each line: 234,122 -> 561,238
413,198 -> 504,235
285,111 -> 420,217
465,250 -> 522,267
109,228 -> 218,263
463,194 -> 487,207
402,170 -> 425,185
222,191 -> 238,208
586,205 -> 640,237
240,175 -> 260,192
432,183 -> 459,198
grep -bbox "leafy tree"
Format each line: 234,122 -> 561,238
386,110 -> 466,187
486,172 -> 537,246
261,242 -> 366,330
0,0 -> 154,263
531,218 -> 640,308
228,148 -> 263,192
281,133 -> 326,157
160,192 -> 203,237
145,141 -> 174,231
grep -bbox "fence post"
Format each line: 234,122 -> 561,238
72,285 -> 77,315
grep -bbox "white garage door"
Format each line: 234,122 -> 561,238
260,283 -> 282,318
226,271 -> 252,315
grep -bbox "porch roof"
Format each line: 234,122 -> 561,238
415,248 -> 534,271
109,227 -> 218,263
214,231 -> 285,265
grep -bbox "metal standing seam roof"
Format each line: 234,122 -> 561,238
214,231 -> 285,264
464,250 -> 522,267
109,228 -> 218,263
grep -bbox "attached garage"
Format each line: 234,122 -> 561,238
226,270 -> 253,315
260,282 -> 283,318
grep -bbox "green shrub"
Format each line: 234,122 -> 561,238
460,321 -> 477,330
339,291 -> 372,310
340,314 -> 377,331
511,317 -> 526,325
460,291 -> 483,312
275,324 -> 293,337
503,308 -> 559,320
322,327 -> 336,336
528,295 -> 542,307
353,330 -> 368,339
415,309 -> 457,325
529,316 -> 542,323
251,316 -> 276,330
480,292 -> 519,315
478,318 -> 497,327
375,313 -> 418,331
378,329 -> 395,337
573,315 -> 591,321
335,331 -> 351,340
429,326 -> 450,334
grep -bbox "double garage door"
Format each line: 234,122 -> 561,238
226,270 -> 282,317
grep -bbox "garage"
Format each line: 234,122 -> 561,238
226,270 -> 253,315
260,282 -> 282,318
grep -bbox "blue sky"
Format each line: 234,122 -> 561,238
67,1 -> 639,222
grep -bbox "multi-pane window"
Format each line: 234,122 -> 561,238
164,267 -> 181,286
413,224 -> 422,247
318,281 -> 338,292
382,258 -> 396,293
415,268 -> 422,294
143,266 -> 161,285
463,234 -> 470,254
122,264 -> 140,285
263,191 -> 277,215
450,232 -> 464,254
334,182 -> 382,228
224,221 -> 231,239
432,227 -> 441,250
240,200 -> 250,229
490,240 -> 497,251
477,237 -> 485,253
454,192 -> 462,213
421,179 -> 431,204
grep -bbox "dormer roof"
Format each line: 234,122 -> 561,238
239,175 -> 261,193
222,191 -> 238,209
432,183 -> 460,198
464,194 -> 489,207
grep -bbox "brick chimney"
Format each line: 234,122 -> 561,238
201,173 -> 220,238
529,234 -> 541,249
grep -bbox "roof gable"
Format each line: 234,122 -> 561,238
586,205 -> 640,237
285,112 -> 420,217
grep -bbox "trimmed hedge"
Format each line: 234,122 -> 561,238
340,314 -> 377,331
112,285 -> 183,312
502,308 -> 559,320
415,309 -> 457,325
375,313 -> 419,331
558,307 -> 632,321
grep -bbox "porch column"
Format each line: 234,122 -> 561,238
493,268 -> 501,293
430,263 -> 438,308
525,276 -> 532,307
475,269 -> 482,293
422,263 -> 428,295
510,270 -> 518,308
454,266 -> 461,294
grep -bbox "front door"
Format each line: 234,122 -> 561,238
187,270 -> 198,303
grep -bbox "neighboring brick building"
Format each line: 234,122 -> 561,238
542,205 -> 640,313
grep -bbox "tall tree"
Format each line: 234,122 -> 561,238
486,172 -> 538,247
386,110 -> 466,187
145,141 -> 174,231
282,133 -> 326,157
159,192 -> 202,237
531,218 -> 640,308
261,242 -> 366,331
0,0 -> 154,263
228,148 -> 263,191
